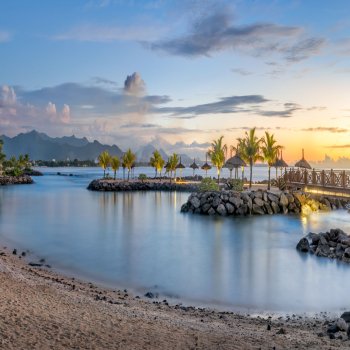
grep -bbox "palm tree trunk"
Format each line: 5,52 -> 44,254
249,160 -> 253,188
127,169 -> 130,181
103,169 -> 106,178
217,170 -> 220,184
155,169 -> 157,178
268,166 -> 271,190
114,170 -> 116,180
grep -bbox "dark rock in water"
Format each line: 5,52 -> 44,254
144,292 -> 154,299
315,244 -> 330,257
327,323 -> 339,334
252,204 -> 265,215
267,324 -> 271,331
296,238 -> 310,252
12,249 -> 17,255
329,333 -> 335,339
28,262 -> 43,267
21,251 -> 26,257
341,311 -> 350,323
216,203 -> 227,216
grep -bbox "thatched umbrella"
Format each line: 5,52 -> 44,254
295,149 -> 311,169
272,150 -> 288,178
189,158 -> 199,177
201,154 -> 212,177
225,153 -> 247,179
176,157 -> 185,179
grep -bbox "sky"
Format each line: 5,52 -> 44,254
1,0 -> 350,162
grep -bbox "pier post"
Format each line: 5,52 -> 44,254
330,169 -> 334,186
342,170 -> 346,188
321,170 -> 325,187
312,169 -> 316,184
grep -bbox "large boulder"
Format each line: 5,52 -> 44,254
315,244 -> 330,257
225,202 -> 235,215
253,197 -> 265,207
216,204 -> 227,216
279,193 -> 289,207
296,238 -> 310,252
271,201 -> 280,214
189,196 -> 201,209
267,193 -> 279,203
252,204 -> 265,215
341,311 -> 350,323
229,196 -> 243,208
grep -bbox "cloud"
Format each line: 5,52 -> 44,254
302,127 -> 348,133
120,122 -> 159,129
325,144 -> 350,148
53,23 -> 163,42
124,72 -> 146,96
0,85 -> 16,106
158,95 -> 269,117
255,103 -> 301,118
231,68 -> 253,76
146,9 -> 324,61
283,37 -> 325,62
91,76 -> 118,88
0,30 -> 11,43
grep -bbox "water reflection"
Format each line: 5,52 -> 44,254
1,174 -> 350,312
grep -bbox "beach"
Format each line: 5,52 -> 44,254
0,247 -> 348,350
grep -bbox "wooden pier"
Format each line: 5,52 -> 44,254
282,168 -> 350,197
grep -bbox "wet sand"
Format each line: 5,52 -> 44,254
0,247 -> 348,350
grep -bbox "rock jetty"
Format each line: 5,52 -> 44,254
180,189 -> 348,216
0,175 -> 33,185
87,179 -> 199,192
296,228 -> 350,263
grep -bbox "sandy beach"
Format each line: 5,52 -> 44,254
0,247 -> 348,350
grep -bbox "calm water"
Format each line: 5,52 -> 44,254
1,168 -> 350,313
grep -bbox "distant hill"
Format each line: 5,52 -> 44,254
136,144 -> 168,163
1,130 -> 123,161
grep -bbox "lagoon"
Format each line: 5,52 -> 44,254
1,168 -> 350,313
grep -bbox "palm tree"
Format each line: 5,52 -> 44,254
167,153 -> 179,183
98,150 -> 111,178
236,128 -> 263,188
207,136 -> 227,184
150,150 -> 165,178
261,132 -> 282,190
122,149 -> 136,181
110,156 -> 120,180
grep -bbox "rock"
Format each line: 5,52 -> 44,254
252,204 -> 265,215
327,323 -> 339,334
267,324 -> 271,331
236,204 -> 248,216
282,205 -> 289,215
201,203 -> 211,213
315,244 -> 330,257
216,204 -> 227,216
276,328 -> 286,335
212,196 -> 221,208
270,201 -> 280,214
296,238 -> 310,252
229,196 -> 242,208
336,318 -> 348,331
343,247 -> 350,259
279,193 -> 289,206
225,203 -> 235,215
254,191 -> 263,199
264,203 -> 273,215
12,249 -> 17,255
189,196 -> 201,209
144,292 -> 154,298
341,311 -> 350,323
329,333 -> 335,339
208,207 -> 216,216
267,193 -> 279,203
253,197 -> 265,207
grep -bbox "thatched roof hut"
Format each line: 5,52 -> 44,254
295,149 -> 311,169
189,159 -> 199,170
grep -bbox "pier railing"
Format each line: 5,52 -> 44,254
283,168 -> 350,190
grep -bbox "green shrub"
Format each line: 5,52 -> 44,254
226,179 -> 244,191
138,173 -> 147,182
199,178 -> 219,192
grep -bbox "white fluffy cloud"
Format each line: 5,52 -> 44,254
0,85 -> 16,106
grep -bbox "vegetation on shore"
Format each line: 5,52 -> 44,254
0,139 -> 33,177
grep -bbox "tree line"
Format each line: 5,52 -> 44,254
98,127 -> 283,189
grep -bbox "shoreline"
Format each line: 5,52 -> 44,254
1,245 -> 349,349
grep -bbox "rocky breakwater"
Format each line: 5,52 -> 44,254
180,189 -> 348,216
87,179 -> 199,192
0,175 -> 33,185
296,228 -> 350,263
